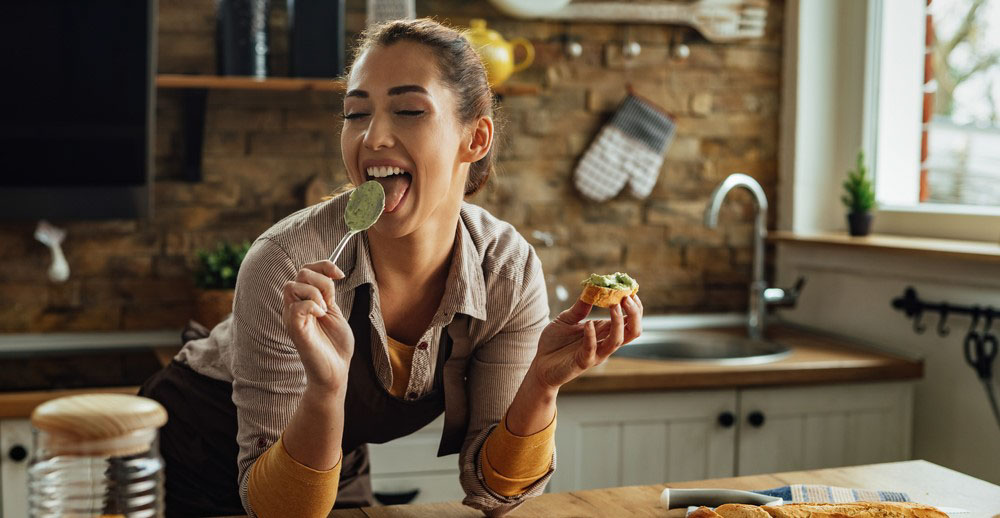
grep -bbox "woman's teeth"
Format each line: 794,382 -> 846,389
367,166 -> 409,178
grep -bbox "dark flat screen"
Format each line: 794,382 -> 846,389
0,0 -> 154,219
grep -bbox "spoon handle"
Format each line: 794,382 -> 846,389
328,230 -> 358,265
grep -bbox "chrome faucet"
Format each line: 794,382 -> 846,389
704,173 -> 804,340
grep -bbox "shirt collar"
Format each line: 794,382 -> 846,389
337,204 -> 487,323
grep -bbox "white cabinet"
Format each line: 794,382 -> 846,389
551,381 -> 914,492
0,418 -> 32,518
364,381 -> 915,499
550,390 -> 738,492
736,382 -> 913,476
367,415 -> 465,506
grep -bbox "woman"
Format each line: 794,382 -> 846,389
141,18 -> 643,517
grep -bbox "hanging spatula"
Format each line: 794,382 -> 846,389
543,0 -> 768,43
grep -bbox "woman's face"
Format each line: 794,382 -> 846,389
341,41 -> 484,239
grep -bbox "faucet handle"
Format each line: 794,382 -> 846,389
763,276 -> 806,308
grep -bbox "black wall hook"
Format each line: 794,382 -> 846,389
913,312 -> 927,334
937,304 -> 950,337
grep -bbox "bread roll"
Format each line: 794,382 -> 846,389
759,502 -> 947,518
687,502 -> 947,518
579,284 -> 639,308
688,507 -> 724,518
716,503 -> 773,518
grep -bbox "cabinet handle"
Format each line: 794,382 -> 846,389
747,411 -> 765,428
373,489 -> 420,506
717,411 -> 735,428
8,445 -> 28,462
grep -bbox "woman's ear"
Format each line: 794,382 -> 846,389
460,115 -> 494,164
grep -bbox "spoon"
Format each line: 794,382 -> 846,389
328,181 -> 385,265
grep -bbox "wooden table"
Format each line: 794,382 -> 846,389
327,461 -> 1000,518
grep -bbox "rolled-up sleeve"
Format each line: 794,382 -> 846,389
230,237 -> 310,516
459,250 -> 554,516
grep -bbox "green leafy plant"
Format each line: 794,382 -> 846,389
194,240 -> 251,290
841,149 -> 876,213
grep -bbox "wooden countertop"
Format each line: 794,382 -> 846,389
327,460 -> 1000,518
0,327 -> 921,418
561,325 -> 923,393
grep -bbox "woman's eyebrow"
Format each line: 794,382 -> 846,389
388,85 -> 428,96
345,85 -> 428,98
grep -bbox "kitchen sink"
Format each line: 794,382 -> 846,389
612,329 -> 791,365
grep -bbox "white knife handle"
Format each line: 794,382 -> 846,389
660,488 -> 782,509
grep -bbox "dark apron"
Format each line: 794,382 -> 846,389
141,284 -> 452,517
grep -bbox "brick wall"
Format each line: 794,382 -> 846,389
0,0 -> 782,332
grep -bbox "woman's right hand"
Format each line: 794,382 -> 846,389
281,260 -> 354,394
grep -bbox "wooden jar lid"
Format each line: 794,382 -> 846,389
31,394 -> 167,448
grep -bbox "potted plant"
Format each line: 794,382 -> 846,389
193,240 -> 251,328
842,150 -> 877,236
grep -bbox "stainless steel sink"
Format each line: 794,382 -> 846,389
612,329 -> 791,365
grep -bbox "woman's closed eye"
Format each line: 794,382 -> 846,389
342,112 -> 369,120
395,110 -> 425,117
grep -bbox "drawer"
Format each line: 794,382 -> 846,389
370,471 -> 464,506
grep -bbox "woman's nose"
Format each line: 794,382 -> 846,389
362,114 -> 395,150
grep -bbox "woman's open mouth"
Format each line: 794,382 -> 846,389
366,166 -> 411,213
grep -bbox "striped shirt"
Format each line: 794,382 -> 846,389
174,192 -> 554,516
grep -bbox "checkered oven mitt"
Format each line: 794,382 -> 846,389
573,93 -> 676,202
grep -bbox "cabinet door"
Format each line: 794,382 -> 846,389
0,418 -> 32,518
550,390 -> 737,492
737,381 -> 914,476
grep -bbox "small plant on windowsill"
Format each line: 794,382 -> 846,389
842,150 -> 877,236
193,240 -> 251,328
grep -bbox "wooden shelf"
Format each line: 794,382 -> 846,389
155,74 -> 540,96
769,231 -> 1000,263
157,74 -> 343,92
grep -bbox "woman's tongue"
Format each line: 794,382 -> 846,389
375,174 -> 411,212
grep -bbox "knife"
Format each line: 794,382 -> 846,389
659,488 -> 783,509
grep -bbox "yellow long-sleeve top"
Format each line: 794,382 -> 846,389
247,336 -> 555,517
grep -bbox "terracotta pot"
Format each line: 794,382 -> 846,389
847,211 -> 873,237
194,289 -> 235,329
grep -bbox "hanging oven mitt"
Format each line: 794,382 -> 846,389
573,93 -> 676,202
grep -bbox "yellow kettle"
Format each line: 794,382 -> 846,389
463,19 -> 534,87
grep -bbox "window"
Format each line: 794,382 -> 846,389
924,0 -> 1000,207
868,0 -> 1000,211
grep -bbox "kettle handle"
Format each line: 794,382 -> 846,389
510,38 -> 535,73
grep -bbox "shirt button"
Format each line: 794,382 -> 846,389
407,391 -> 418,399
256,437 -> 268,449
417,342 -> 429,351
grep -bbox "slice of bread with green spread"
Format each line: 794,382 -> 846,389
579,272 -> 639,308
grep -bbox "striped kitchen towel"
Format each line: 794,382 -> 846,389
573,93 -> 676,202
754,484 -> 910,503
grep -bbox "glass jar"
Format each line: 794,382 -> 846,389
28,394 -> 168,518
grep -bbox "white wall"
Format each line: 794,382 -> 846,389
776,246 -> 1000,484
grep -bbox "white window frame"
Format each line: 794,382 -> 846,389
779,0 -> 1000,243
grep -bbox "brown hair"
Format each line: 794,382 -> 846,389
347,18 -> 498,196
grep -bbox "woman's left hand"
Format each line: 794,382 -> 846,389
529,294 -> 644,391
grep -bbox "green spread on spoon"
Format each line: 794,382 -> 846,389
582,272 -> 638,291
345,181 -> 385,232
